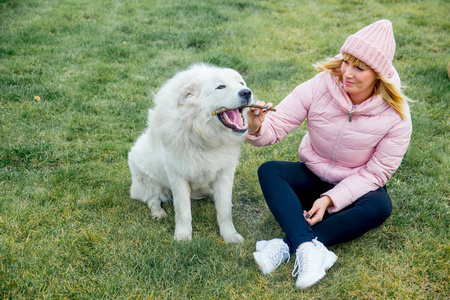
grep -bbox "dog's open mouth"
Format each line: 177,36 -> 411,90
216,108 -> 248,134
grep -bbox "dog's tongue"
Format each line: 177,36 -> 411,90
217,108 -> 247,133
225,109 -> 245,128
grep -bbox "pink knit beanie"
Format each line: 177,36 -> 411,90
340,20 -> 396,78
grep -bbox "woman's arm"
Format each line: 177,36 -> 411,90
246,72 -> 325,146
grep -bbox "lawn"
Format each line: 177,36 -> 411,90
1,0 -> 449,299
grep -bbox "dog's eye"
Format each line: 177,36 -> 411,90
240,82 -> 245,86
216,85 -> 226,90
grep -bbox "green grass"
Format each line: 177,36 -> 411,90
1,0 -> 449,298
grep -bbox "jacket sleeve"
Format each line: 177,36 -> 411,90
246,73 -> 323,146
324,114 -> 413,213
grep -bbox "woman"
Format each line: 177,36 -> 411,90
247,20 -> 412,289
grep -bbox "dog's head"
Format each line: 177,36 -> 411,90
176,64 -> 253,136
152,64 -> 253,145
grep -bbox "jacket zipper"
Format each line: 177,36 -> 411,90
349,105 -> 357,122
324,118 -> 349,181
336,79 -> 356,123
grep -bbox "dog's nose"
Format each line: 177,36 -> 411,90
238,89 -> 252,104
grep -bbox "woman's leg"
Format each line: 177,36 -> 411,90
312,186 -> 392,247
258,161 -> 334,253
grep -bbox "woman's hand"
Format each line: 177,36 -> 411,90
304,196 -> 333,226
247,101 -> 273,135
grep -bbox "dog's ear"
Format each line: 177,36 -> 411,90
178,81 -> 200,105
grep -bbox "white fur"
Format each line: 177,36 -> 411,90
128,64 -> 252,243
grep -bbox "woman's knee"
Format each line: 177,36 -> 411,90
380,197 -> 392,222
257,161 -> 282,180
359,188 -> 392,224
375,200 -> 392,225
376,188 -> 392,219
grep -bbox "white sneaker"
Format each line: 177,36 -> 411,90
255,238 -> 284,252
253,238 -> 290,275
292,239 -> 337,289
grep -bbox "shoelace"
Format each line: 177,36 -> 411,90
267,246 -> 290,268
292,246 -> 310,277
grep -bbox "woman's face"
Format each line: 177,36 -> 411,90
341,59 -> 378,104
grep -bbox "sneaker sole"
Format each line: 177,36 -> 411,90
297,270 -> 326,289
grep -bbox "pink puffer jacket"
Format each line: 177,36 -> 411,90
247,71 -> 412,213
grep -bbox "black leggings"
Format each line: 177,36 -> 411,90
258,161 -> 392,253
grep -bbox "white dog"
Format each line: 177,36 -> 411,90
128,64 -> 252,243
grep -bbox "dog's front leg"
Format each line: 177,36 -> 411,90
169,176 -> 193,241
213,172 -> 244,243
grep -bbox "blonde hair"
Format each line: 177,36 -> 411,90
314,54 -> 411,119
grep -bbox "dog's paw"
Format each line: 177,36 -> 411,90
174,228 -> 192,241
150,207 -> 168,220
222,232 -> 244,243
